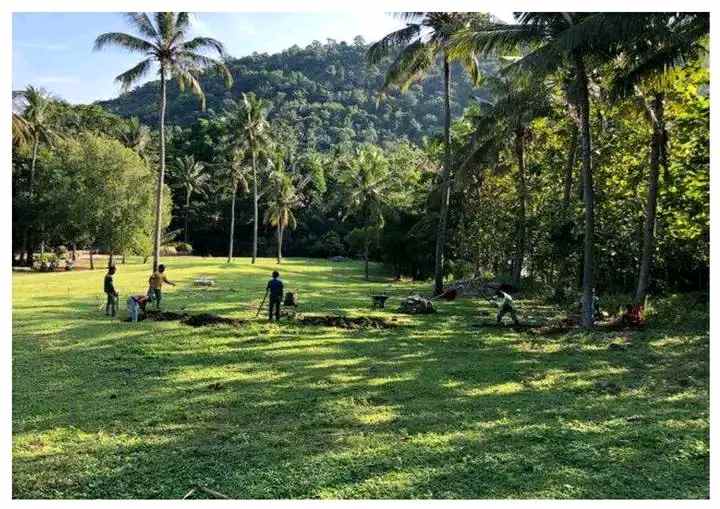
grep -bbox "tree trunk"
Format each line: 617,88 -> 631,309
364,237 -> 370,281
71,243 -> 77,261
574,53 -> 595,328
511,128 -> 526,288
634,92 -> 664,306
227,182 -> 237,263
108,253 -> 114,268
277,225 -> 283,264
21,136 -> 40,266
122,252 -> 126,264
433,52 -> 452,295
184,187 -> 191,244
89,249 -> 95,270
251,148 -> 258,264
151,66 -> 167,272
562,124 -> 579,209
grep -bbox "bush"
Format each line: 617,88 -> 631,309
175,242 -> 193,255
159,245 -> 177,256
32,253 -> 60,272
311,231 -> 346,258
55,245 -> 68,259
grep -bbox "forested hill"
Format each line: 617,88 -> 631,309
98,37 -> 495,149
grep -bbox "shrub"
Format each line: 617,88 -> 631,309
175,242 -> 193,255
311,231 -> 346,258
159,245 -> 177,256
32,253 -> 60,272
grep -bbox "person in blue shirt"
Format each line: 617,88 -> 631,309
266,271 -> 284,321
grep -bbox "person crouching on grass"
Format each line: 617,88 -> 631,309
147,264 -> 175,310
266,270 -> 284,322
104,265 -> 119,317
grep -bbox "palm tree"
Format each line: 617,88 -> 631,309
221,148 -> 250,264
339,146 -> 393,280
450,12 -> 652,327
119,116 -> 151,158
264,163 -> 300,264
94,12 -> 232,271
607,13 -> 708,308
463,74 -> 551,287
173,155 -> 209,243
12,113 -> 31,146
222,93 -> 272,264
17,86 -> 58,265
367,12 -> 486,295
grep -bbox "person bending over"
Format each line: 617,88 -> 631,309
495,288 -> 519,325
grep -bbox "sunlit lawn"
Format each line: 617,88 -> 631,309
12,257 -> 709,498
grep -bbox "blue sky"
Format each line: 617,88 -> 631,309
13,12 -> 513,104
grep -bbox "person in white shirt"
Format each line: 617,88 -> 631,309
495,289 -> 519,325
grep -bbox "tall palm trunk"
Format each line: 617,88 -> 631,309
277,224 -> 283,264
21,135 -> 40,266
634,92 -> 664,306
227,182 -> 237,263
364,236 -> 370,281
574,53 -> 595,328
184,187 -> 191,243
562,125 -> 579,208
511,128 -> 527,288
151,66 -> 167,272
433,52 -> 452,295
251,148 -> 258,264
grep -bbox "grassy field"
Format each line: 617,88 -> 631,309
12,257 -> 709,499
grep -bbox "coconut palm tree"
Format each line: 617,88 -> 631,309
119,116 -> 151,159
339,146 -> 393,280
12,113 -> 31,146
16,86 -> 59,265
450,12 -> 654,326
173,155 -> 209,243
367,12 -> 487,295
264,166 -> 300,264
221,148 -> 250,264
463,74 -> 551,287
222,93 -> 273,264
606,13 -> 708,308
94,12 -> 232,271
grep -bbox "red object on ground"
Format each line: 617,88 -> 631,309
442,289 -> 458,301
623,304 -> 645,325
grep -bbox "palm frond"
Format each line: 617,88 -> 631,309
94,32 -> 155,53
383,40 -> 435,91
182,36 -> 227,56
124,13 -> 159,39
367,23 -> 422,64
115,58 -> 154,91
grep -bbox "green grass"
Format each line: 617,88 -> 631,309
12,257 -> 709,499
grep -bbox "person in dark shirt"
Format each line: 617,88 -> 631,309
266,270 -> 284,322
104,266 -> 119,317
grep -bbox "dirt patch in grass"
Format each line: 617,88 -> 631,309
296,315 -> 396,329
145,310 -> 188,321
181,313 -> 247,327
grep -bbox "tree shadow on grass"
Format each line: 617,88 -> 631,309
12,292 -> 709,499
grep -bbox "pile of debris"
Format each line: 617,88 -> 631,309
297,315 -> 395,329
182,313 -> 246,327
144,310 -> 187,321
192,277 -> 215,287
444,277 -> 515,298
398,295 -> 435,314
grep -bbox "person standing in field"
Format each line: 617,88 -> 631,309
104,265 -> 119,317
266,270 -> 284,322
494,288 -> 519,325
148,264 -> 175,310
